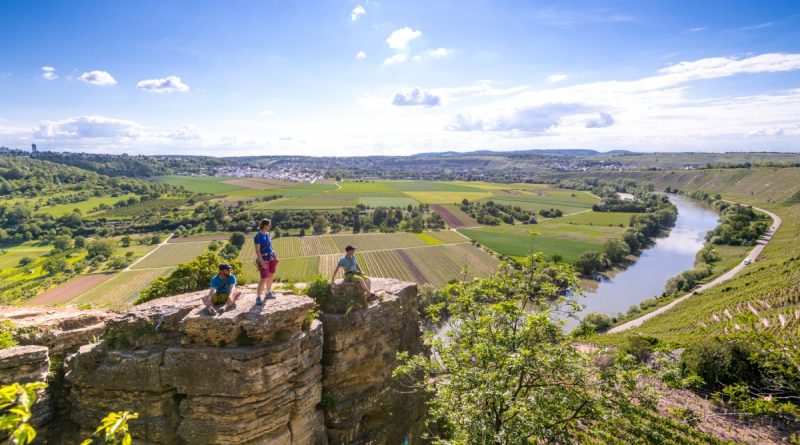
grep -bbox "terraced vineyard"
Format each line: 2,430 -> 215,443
131,242 -> 211,270
274,256 -> 320,282
69,268 -> 173,309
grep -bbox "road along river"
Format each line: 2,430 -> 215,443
566,194 -> 720,329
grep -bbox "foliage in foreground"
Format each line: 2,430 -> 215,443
395,255 -> 657,444
0,382 -> 137,445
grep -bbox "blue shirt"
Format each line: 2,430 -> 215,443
210,274 -> 237,293
338,255 -> 358,273
254,231 -> 273,259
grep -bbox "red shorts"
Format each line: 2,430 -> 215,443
258,259 -> 278,278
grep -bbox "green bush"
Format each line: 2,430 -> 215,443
680,338 -> 762,391
621,334 -> 659,363
581,312 -> 613,333
0,321 -> 17,350
135,252 -> 242,304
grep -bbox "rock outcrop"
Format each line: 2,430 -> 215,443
2,279 -> 427,444
321,278 -> 427,444
66,290 -> 326,444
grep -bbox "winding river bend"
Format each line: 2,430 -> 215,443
569,194 -> 719,327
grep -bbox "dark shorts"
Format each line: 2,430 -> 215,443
212,292 -> 230,305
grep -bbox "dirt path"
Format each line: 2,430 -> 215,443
608,204 -> 781,333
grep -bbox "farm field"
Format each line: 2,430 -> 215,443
431,204 -> 478,228
26,273 -> 115,305
130,242 -> 210,270
559,210 -> 636,226
459,227 -> 600,261
36,194 -> 137,216
222,178 -> 289,190
169,234 -> 230,243
157,175 -> 245,194
98,197 -> 189,219
69,268 -> 174,309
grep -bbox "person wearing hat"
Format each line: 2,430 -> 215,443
331,245 -> 371,294
202,263 -> 240,315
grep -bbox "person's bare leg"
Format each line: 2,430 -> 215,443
266,275 -> 274,296
258,278 -> 267,296
202,294 -> 212,308
226,290 -> 240,309
363,276 -> 372,292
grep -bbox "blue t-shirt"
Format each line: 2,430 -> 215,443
254,231 -> 273,259
210,274 -> 237,293
337,255 -> 358,273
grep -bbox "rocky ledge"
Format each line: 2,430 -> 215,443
64,279 -> 426,445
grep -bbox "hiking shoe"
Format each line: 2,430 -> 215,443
255,296 -> 263,306
266,292 -> 276,299
203,306 -> 217,316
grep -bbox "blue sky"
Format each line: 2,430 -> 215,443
1,0 -> 799,156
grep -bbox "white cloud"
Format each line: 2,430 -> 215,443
136,75 -> 190,93
392,88 -> 441,107
165,124 -> 205,140
740,22 -> 772,30
384,54 -> 408,65
748,127 -> 784,137
34,115 -> 140,139
586,112 -> 615,128
547,74 -> 568,84
686,27 -> 708,33
79,70 -> 117,86
41,66 -> 57,80
351,5 -> 366,21
356,50 -> 367,60
425,47 -> 449,58
386,27 -> 422,50
448,103 -> 592,133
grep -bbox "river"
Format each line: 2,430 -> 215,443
567,194 -> 719,328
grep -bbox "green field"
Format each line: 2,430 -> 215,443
560,211 -> 636,226
459,227 -> 600,261
358,196 -> 419,208
36,194 -> 137,216
130,242 -> 210,270
156,175 -> 245,194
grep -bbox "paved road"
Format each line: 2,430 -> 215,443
608,204 -> 781,333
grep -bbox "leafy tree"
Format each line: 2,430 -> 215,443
80,411 -> 139,445
575,251 -> 607,276
52,236 -> 73,251
87,240 -> 115,259
395,256 -> 654,444
42,256 -> 67,275
312,215 -> 329,235
602,238 -> 630,264
120,236 -> 131,248
229,232 -> 246,247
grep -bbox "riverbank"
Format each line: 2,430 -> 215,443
608,204 -> 781,333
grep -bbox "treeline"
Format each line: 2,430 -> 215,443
29,152 -> 228,177
459,199 -> 537,225
568,180 -> 678,276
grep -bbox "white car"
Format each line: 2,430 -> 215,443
743,259 -> 751,265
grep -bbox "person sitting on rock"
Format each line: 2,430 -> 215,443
202,263 -> 240,315
331,245 -> 371,294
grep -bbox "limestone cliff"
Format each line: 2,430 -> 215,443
61,279 -> 426,444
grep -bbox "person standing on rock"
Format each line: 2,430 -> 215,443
331,245 -> 371,294
254,218 -> 278,305
202,263 -> 240,315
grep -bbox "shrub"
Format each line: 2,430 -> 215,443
621,334 -> 659,363
680,338 -> 762,390
581,312 -> 613,333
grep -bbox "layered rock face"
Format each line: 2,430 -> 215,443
321,278 -> 427,444
66,291 -> 326,445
